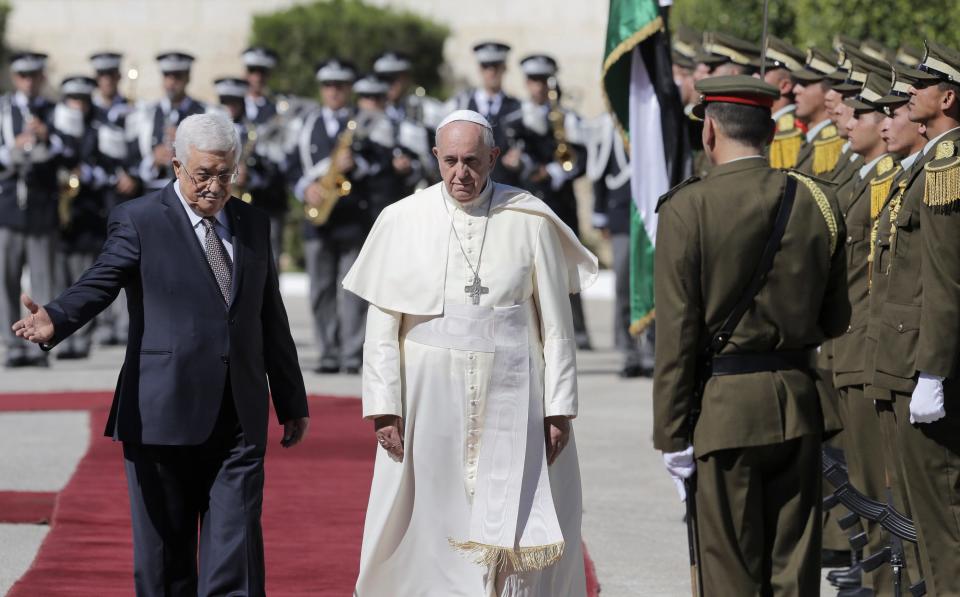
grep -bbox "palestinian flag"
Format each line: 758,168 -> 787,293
602,0 -> 687,334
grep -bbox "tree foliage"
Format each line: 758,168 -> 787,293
670,0 -> 960,52
250,0 -> 449,98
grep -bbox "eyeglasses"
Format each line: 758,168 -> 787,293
177,163 -> 236,187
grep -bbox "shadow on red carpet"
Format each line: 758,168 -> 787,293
1,392 -> 600,596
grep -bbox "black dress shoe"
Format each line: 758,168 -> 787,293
99,336 -> 123,347
26,355 -> 50,368
4,355 -> 28,368
57,349 -> 89,360
314,364 -> 340,374
619,365 -> 652,378
575,339 -> 593,351
342,366 -> 361,375
829,564 -> 863,588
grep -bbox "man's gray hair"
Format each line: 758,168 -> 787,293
174,112 -> 240,165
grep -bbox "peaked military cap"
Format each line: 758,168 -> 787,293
520,54 -> 557,78
915,40 -> 960,84
373,51 -> 412,75
876,64 -> 925,114
896,45 -> 923,68
844,71 -> 892,112
695,31 -> 734,68
792,48 -> 837,82
860,40 -> 894,64
673,25 -> 701,69
60,75 -> 97,96
316,58 -> 357,84
242,46 -> 278,70
10,51 -> 47,74
702,32 -> 762,68
765,36 -> 805,72
692,75 -> 779,119
353,73 -> 389,96
90,51 -> 122,73
214,77 -> 249,100
831,45 -> 890,93
472,41 -> 510,66
156,51 -> 194,74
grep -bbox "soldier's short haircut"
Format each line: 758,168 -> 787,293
705,102 -> 774,148
937,81 -> 960,118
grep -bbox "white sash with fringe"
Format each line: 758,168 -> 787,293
404,301 -> 565,572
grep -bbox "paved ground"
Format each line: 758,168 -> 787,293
0,280 -> 837,596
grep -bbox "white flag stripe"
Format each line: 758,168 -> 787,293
628,46 -> 670,247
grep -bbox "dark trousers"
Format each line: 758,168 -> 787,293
893,387 -> 960,597
840,385 -> 905,595
696,435 -> 822,597
304,235 -> 366,369
123,397 -> 266,597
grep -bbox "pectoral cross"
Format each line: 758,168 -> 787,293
465,275 -> 489,306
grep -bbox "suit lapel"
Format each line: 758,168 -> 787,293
159,185 -> 228,307
226,199 -> 246,312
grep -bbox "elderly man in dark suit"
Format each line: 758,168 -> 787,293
13,112 -> 309,597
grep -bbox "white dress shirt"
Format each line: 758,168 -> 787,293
173,180 -> 234,262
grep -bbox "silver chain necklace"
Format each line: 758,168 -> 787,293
443,191 -> 492,305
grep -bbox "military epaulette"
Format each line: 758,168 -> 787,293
923,140 -> 960,213
869,156 -> 899,220
812,126 -> 844,176
769,128 -> 803,169
776,112 -> 796,133
656,175 -> 700,211
786,170 -> 839,255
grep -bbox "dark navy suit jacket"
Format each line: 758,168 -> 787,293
44,182 -> 308,446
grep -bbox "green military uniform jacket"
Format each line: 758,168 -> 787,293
653,157 -> 850,456
832,154 -> 898,389
796,120 -> 846,177
864,159 -> 912,400
868,127 -> 960,394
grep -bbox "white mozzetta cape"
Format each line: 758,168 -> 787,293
342,181 -> 599,316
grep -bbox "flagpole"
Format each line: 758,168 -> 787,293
760,0 -> 770,77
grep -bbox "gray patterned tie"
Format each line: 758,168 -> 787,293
201,217 -> 233,304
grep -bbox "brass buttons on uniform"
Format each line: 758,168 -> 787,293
897,322 -> 904,332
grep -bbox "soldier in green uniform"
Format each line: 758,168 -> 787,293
793,48 -> 846,176
653,75 -> 850,594
764,36 -> 806,169
833,71 -> 903,595
866,40 -> 960,596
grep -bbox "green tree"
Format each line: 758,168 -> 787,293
670,0 -> 960,51
250,0 -> 449,99
670,0 -> 796,43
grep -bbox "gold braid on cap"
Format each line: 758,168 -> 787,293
923,141 -> 960,213
787,171 -> 838,255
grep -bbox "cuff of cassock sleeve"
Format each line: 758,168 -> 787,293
543,337 -> 578,418
361,341 -> 403,419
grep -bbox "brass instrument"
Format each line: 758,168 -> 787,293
305,119 -> 357,226
546,77 -> 576,173
236,126 -> 258,203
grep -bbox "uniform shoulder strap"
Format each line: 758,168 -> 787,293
708,174 -> 798,355
787,170 -> 839,256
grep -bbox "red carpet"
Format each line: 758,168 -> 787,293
1,392 -> 600,596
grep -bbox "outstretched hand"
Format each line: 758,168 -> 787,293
11,294 -> 54,344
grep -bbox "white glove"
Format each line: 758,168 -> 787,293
663,446 -> 696,501
910,372 -> 946,424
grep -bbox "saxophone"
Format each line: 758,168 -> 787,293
236,126 -> 258,203
305,119 -> 357,226
546,77 -> 576,173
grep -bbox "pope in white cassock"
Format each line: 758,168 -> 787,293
344,110 -> 597,597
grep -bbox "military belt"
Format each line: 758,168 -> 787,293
710,349 -> 813,376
